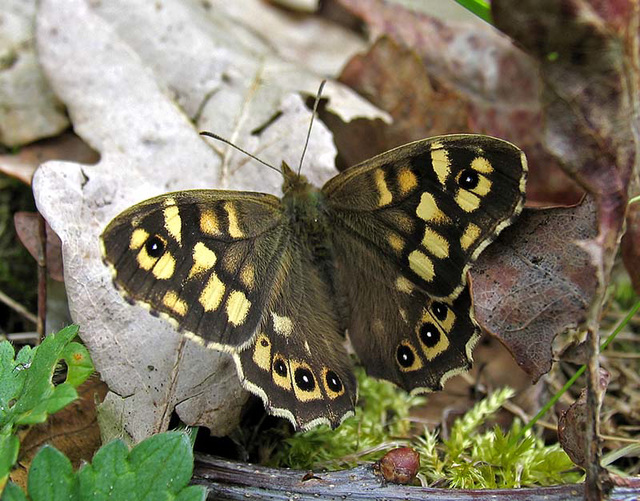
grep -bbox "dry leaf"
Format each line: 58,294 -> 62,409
557,369 -> 610,468
471,199 -> 599,382
336,0 -> 584,206
14,212 -> 64,281
1,0 -> 69,147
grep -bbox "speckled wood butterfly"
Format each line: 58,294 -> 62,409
101,132 -> 527,430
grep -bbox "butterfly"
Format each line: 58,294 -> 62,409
101,133 -> 527,430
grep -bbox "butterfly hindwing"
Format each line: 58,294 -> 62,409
324,135 -> 526,392
236,239 -> 356,430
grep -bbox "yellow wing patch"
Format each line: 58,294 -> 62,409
199,272 -> 225,312
430,142 -> 451,186
422,227 -> 449,259
226,290 -> 251,326
408,250 -> 435,282
374,169 -> 393,207
189,242 -> 217,278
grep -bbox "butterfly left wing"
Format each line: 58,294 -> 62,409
323,135 -> 527,391
101,189 -> 357,429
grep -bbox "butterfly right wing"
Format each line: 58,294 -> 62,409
101,189 -> 288,351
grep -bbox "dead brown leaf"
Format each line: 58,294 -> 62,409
334,0 -> 584,205
557,369 -> 610,468
471,198 -> 599,382
14,212 -> 64,282
621,202 -> 640,294
0,132 -> 98,185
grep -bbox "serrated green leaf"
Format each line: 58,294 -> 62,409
27,445 -> 76,501
2,482 -> 29,501
62,342 -> 94,387
77,432 -> 204,501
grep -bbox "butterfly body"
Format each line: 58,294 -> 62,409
101,134 -> 527,430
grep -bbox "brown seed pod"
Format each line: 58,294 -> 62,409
377,447 -> 420,484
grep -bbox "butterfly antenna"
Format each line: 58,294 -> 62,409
200,131 -> 283,176
297,80 -> 326,177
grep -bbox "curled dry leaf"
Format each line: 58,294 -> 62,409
557,369 -> 611,468
14,212 -> 64,282
32,0 -> 387,442
471,199 -> 599,382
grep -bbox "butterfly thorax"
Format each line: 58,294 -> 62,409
281,162 -> 331,257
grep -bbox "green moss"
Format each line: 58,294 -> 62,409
273,379 -> 581,488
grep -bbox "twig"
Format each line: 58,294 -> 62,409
192,454 -> 640,500
0,288 -> 38,325
36,212 -> 47,343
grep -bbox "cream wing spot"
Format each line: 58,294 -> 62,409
408,250 -> 435,282
397,167 -> 417,195
224,202 -> 244,238
129,228 -> 149,250
199,272 -> 225,312
473,174 -> 492,197
471,156 -> 494,174
455,189 -> 481,212
162,291 -> 187,316
422,227 -> 449,259
152,252 -> 176,279
163,201 -> 182,244
189,242 -> 217,278
395,276 -> 414,294
430,142 -> 450,186
460,223 -> 481,250
226,290 -> 251,326
416,193 -> 449,223
387,233 -> 404,254
200,209 -> 221,236
374,169 -> 393,207
252,333 -> 272,371
240,263 -> 255,290
272,312 -> 293,337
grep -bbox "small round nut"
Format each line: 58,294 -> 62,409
378,447 -> 420,484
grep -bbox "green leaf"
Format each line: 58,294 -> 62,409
0,431 -> 20,489
77,432 -> 205,501
2,482 -> 29,501
62,342 -> 94,387
27,445 -> 76,501
0,325 -> 92,429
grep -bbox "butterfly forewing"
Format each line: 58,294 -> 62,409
324,135 -> 526,392
101,190 -> 286,350
323,135 -> 527,300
